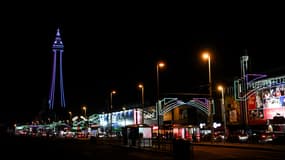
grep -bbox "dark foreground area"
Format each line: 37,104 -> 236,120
1,135 -> 174,160
3,135 -> 285,160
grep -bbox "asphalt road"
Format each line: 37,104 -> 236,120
2,136 -> 285,160
194,145 -> 285,160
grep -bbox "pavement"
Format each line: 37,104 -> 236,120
194,141 -> 285,152
116,141 -> 285,153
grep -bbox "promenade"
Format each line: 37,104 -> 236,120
110,139 -> 285,154
52,136 -> 285,153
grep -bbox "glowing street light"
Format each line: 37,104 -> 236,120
82,106 -> 87,118
156,61 -> 165,128
68,111 -> 72,124
110,90 -> 116,136
218,85 -> 227,141
138,84 -> 144,107
202,52 -> 214,141
156,61 -> 165,149
138,84 -> 144,124
157,62 -> 165,105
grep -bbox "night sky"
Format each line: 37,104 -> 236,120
1,1 -> 285,123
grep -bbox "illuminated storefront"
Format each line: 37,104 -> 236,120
247,84 -> 285,125
233,75 -> 285,127
98,108 -> 143,131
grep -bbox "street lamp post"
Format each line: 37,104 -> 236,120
218,85 -> 227,142
202,52 -> 214,142
138,84 -> 144,124
156,61 -> 165,144
68,111 -> 72,124
138,84 -> 145,108
110,90 -> 116,136
82,106 -> 88,137
82,106 -> 87,118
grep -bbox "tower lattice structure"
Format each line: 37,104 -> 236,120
48,28 -> 66,111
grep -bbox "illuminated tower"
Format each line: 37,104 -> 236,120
48,28 -> 66,110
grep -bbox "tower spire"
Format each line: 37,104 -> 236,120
53,28 -> 64,50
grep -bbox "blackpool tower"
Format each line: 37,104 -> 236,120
48,28 -> 66,111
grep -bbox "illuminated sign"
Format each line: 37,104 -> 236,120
248,84 -> 285,125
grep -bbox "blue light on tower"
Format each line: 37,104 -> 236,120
49,28 -> 66,110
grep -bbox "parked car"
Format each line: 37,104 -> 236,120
201,133 -> 225,142
258,132 -> 275,143
238,133 -> 249,143
249,130 -> 275,144
227,132 -> 249,143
